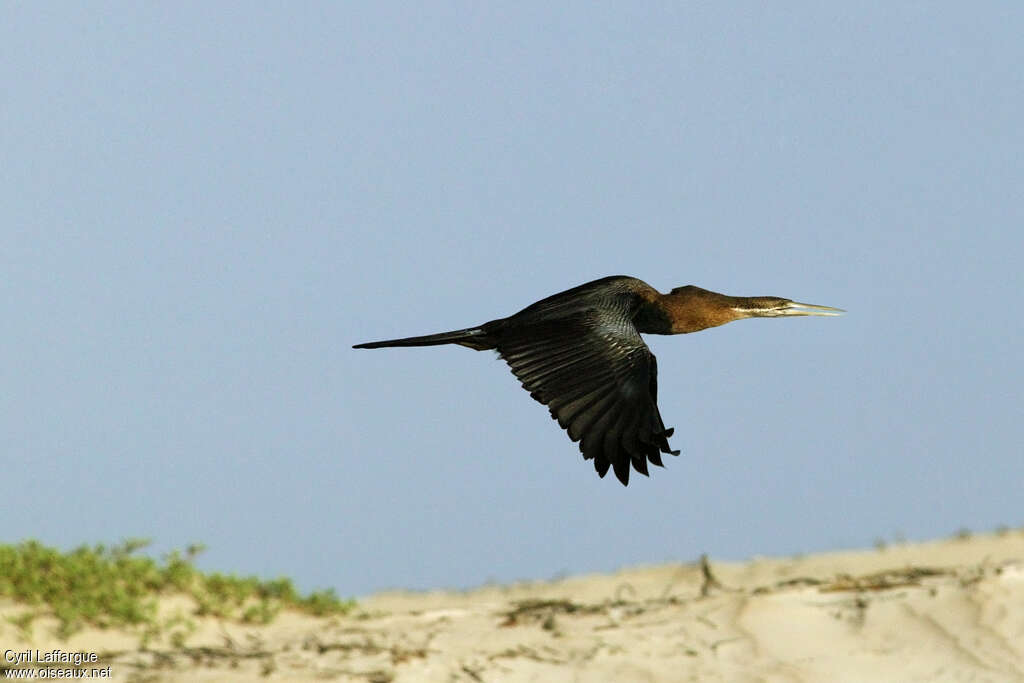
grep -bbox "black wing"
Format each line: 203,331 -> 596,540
494,309 -> 679,485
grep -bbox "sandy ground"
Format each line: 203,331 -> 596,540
2,530 -> 1023,682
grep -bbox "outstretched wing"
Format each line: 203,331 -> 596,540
495,309 -> 679,485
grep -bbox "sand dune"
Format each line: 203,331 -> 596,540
2,530 -> 1023,682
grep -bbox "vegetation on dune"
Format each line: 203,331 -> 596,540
0,539 -> 354,644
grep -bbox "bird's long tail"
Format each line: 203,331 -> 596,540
353,326 -> 494,351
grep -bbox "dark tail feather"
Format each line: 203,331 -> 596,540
353,326 -> 494,351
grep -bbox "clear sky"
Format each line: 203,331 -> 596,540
3,4 -> 1022,597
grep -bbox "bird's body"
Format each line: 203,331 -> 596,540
354,276 -> 842,485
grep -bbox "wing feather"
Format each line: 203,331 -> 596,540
495,307 -> 679,485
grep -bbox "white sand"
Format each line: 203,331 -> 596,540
2,530 -> 1023,682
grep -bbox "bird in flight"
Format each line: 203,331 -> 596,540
354,276 -> 843,485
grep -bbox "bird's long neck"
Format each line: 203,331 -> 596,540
636,289 -> 748,335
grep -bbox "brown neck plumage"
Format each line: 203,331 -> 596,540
636,286 -> 749,335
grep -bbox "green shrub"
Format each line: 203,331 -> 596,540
0,539 -> 354,642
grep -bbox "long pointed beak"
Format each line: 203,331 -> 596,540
779,301 -> 845,317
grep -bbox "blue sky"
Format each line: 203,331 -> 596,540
3,4 -> 1022,597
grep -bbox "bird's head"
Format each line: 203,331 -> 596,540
729,295 -> 846,319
